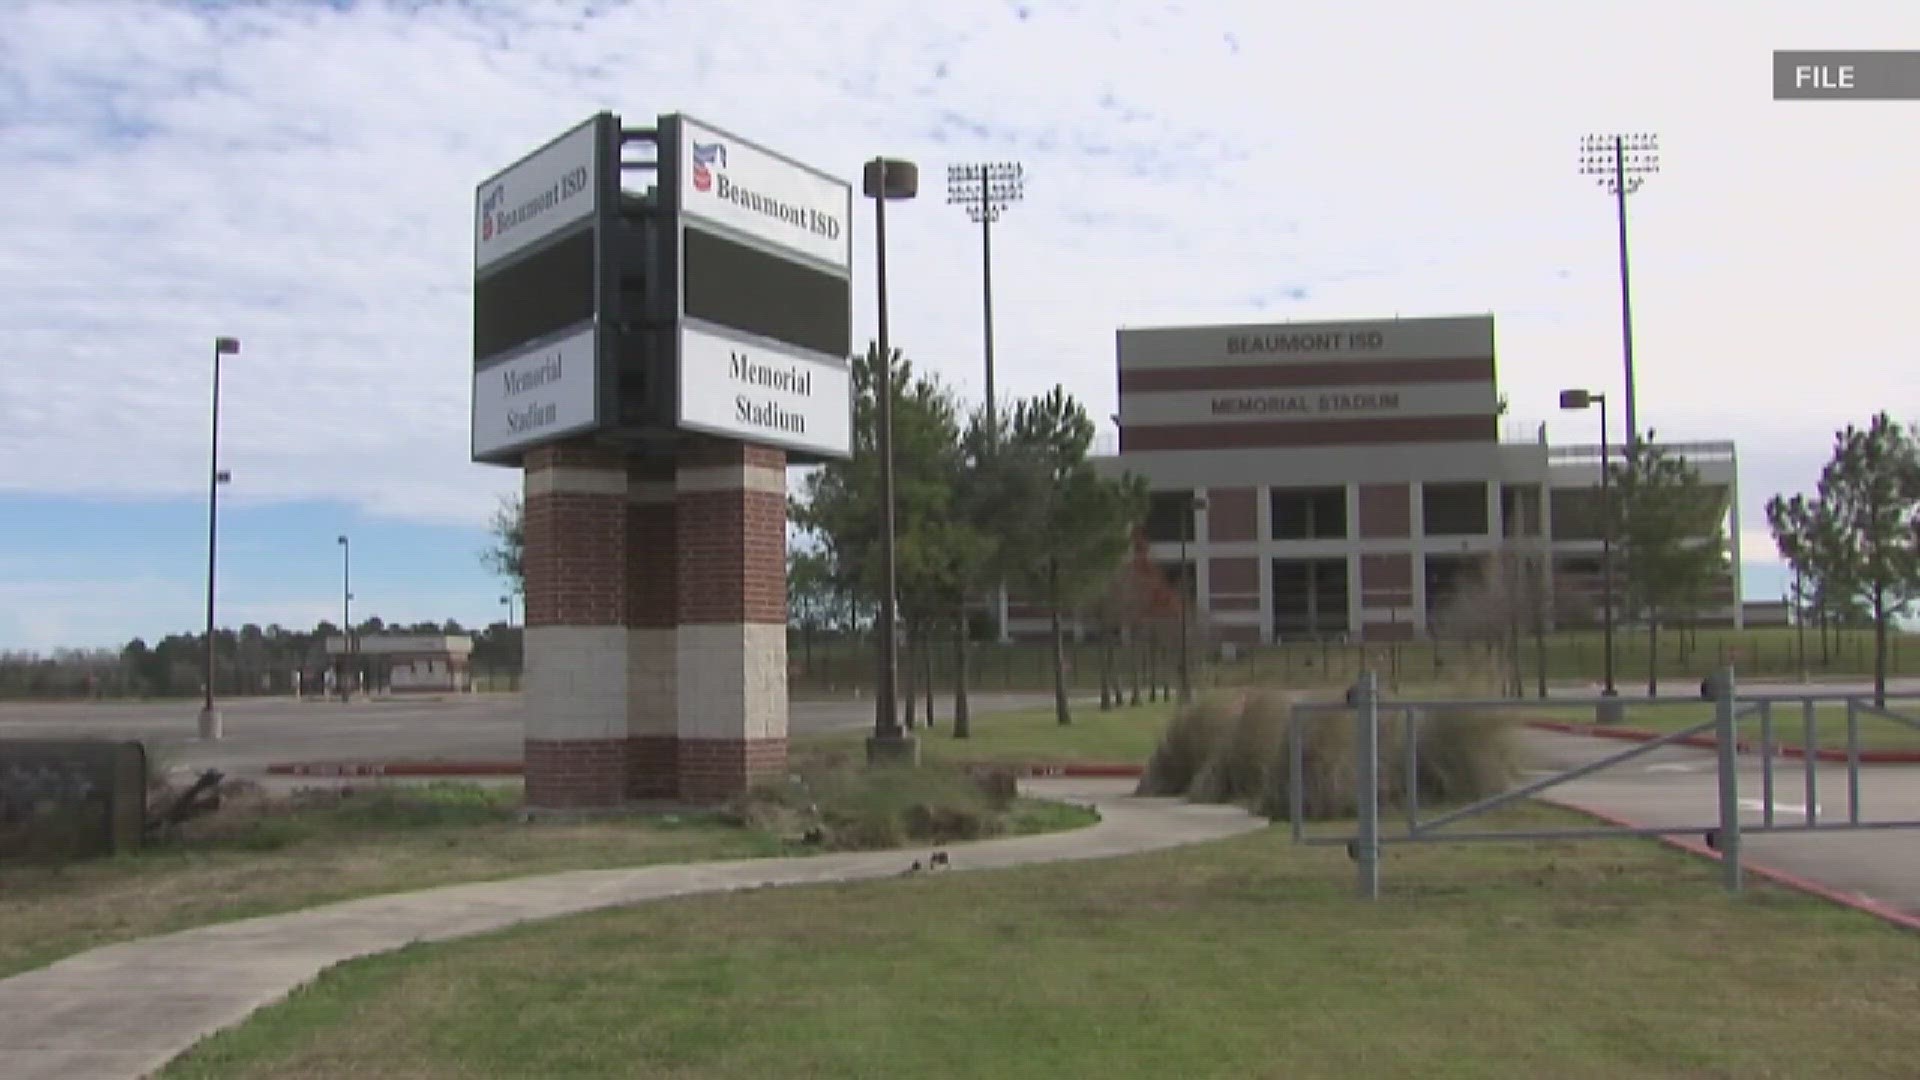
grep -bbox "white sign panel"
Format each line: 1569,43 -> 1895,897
678,117 -> 852,271
472,325 -> 599,458
678,324 -> 851,457
474,118 -> 599,272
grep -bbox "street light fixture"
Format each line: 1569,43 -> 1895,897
863,155 -> 919,763
337,535 -> 353,701
944,161 -> 1024,440
1178,493 -> 1208,702
500,594 -> 516,627
1578,133 -> 1659,449
199,336 -> 240,741
1560,388 -> 1621,721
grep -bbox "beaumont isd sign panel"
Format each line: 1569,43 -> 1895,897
473,119 -> 597,274
470,115 -> 604,462
674,116 -> 854,459
676,117 -> 850,273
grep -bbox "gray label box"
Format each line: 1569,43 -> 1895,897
1775,51 -> 1920,100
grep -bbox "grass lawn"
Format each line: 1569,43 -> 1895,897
165,803 -> 1920,1080
1529,700 -> 1920,752
797,699 -> 1181,768
0,780 -> 1094,981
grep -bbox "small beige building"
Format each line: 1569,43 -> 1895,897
324,634 -> 474,693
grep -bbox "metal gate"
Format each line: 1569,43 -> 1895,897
1288,666 -> 1920,898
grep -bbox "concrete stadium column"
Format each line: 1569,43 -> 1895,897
674,439 -> 789,800
521,441 -> 635,810
626,457 -> 679,800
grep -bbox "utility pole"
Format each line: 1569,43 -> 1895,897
200,336 -> 239,741
337,535 -> 352,701
1578,133 -> 1659,449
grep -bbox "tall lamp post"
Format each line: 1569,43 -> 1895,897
199,336 -> 240,741
337,535 -> 352,701
863,155 -> 919,762
1178,493 -> 1208,702
1578,133 -> 1659,449
500,593 -> 516,627
1560,389 -> 1621,721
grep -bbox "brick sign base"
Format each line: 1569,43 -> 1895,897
521,438 -> 789,809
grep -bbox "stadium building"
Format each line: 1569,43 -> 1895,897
1004,313 -> 1742,644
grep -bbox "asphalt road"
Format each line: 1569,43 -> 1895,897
0,691 -> 1061,778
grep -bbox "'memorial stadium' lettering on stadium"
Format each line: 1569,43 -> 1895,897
1210,391 -> 1402,417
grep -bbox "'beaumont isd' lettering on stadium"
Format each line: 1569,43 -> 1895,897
1225,330 -> 1387,355
731,351 -> 813,434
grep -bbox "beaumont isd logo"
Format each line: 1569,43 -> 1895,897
479,184 -> 504,241
691,141 -> 727,193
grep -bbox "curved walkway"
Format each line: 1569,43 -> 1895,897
0,779 -> 1263,1080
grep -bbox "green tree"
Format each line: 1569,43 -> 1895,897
992,388 -> 1148,725
1609,434 -> 1729,697
940,407 -> 1014,738
482,494 -> 524,596
1766,491 -> 1855,666
787,545 -> 840,669
120,637 -> 165,696
790,342 -> 964,728
1810,413 -> 1920,705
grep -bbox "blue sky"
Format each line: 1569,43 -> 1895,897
1,0 -> 1913,649
0,494 -> 511,647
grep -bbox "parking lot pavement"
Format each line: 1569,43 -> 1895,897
1522,728 -> 1920,918
0,691 -> 1062,778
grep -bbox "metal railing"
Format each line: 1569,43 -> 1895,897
1546,439 -> 1736,462
1291,668 -> 1920,899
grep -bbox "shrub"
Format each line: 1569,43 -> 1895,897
1136,693 -> 1243,796
1143,692 -> 1518,821
726,763 -> 1030,852
1415,707 -> 1521,804
1189,690 -> 1295,804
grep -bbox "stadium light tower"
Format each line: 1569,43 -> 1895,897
945,162 -> 1024,440
1578,133 -> 1659,450
948,162 -> 1024,647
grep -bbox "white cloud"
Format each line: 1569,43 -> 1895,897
1,0 -> 1915,557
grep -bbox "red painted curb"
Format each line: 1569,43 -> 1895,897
265,761 -> 523,777
1524,720 -> 1920,765
1547,799 -> 1920,934
264,761 -> 1147,779
1014,764 -> 1145,779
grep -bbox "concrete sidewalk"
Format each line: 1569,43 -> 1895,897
0,779 -> 1263,1080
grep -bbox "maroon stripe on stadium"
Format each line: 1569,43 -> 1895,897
1118,356 -> 1493,393
1121,415 -> 1497,452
